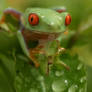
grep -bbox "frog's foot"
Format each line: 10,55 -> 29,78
56,47 -> 66,55
46,56 -> 53,75
56,40 -> 66,55
29,50 -> 40,68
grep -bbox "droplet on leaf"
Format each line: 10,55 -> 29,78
77,63 -> 83,70
79,88 -> 84,92
29,88 -> 38,92
55,71 -> 64,77
68,85 -> 78,92
80,76 -> 86,83
52,79 -> 67,92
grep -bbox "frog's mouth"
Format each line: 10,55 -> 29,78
22,29 -> 62,42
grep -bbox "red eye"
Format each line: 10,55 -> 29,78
28,13 -> 39,26
65,14 -> 71,26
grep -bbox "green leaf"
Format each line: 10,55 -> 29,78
16,52 -> 87,92
0,54 -> 16,92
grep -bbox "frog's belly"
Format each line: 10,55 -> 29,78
22,29 -> 60,43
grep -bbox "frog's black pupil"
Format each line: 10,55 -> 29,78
31,17 -> 33,22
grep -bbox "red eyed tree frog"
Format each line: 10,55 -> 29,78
0,8 -> 71,74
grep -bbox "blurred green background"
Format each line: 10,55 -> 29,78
0,0 -> 92,92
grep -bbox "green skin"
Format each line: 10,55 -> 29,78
24,8 -> 67,33
21,8 -> 68,55
0,8 -> 70,74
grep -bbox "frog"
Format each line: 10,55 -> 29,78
0,7 -> 71,74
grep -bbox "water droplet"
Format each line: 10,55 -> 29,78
42,16 -> 45,18
65,80 -> 68,85
77,63 -> 83,70
52,79 -> 67,92
80,76 -> 86,83
38,76 -> 44,81
29,88 -> 38,92
51,22 -> 54,25
79,88 -> 84,92
55,71 -> 64,77
38,76 -> 46,92
68,85 -> 78,92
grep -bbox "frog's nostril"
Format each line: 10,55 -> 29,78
65,14 -> 71,26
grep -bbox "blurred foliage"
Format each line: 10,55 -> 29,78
0,0 -> 92,92
0,54 -> 15,92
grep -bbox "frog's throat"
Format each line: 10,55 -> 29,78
21,29 -> 62,42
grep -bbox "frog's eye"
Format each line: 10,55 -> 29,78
65,14 -> 71,26
28,13 -> 39,26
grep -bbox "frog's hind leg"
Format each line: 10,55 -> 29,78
0,8 -> 22,26
55,40 -> 70,70
1,8 -> 21,22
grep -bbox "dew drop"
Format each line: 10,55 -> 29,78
80,76 -> 86,83
29,88 -> 38,92
38,76 -> 44,81
52,79 -> 67,92
65,80 -> 68,85
55,71 -> 64,77
77,63 -> 83,70
38,76 -> 46,92
51,22 -> 54,25
68,85 -> 78,92
79,88 -> 84,92
42,16 -> 45,18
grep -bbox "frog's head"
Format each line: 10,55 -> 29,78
23,8 -> 71,33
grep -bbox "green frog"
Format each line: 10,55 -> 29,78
0,7 -> 71,74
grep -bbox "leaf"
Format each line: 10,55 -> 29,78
0,54 -> 16,92
87,67 -> 92,92
15,52 -> 87,92
70,25 -> 92,66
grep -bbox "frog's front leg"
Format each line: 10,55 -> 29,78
56,40 -> 66,55
55,40 -> 70,70
29,45 -> 46,68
